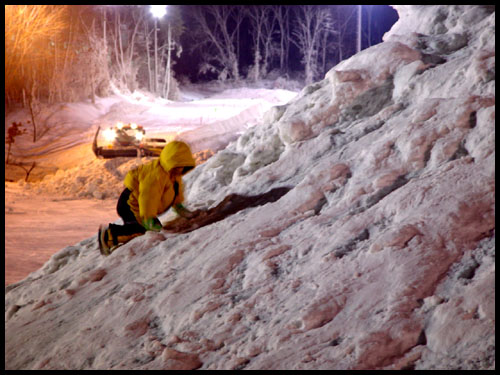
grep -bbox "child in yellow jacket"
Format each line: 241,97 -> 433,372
99,141 -> 196,255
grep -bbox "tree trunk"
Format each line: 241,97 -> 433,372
24,161 -> 37,182
357,5 -> 362,53
273,6 -> 287,73
146,21 -> 153,92
321,29 -> 327,76
285,10 -> 290,72
367,5 -> 372,47
90,75 -> 96,104
166,23 -> 172,98
60,14 -> 73,103
103,7 -> 107,46
28,84 -> 37,143
254,36 -> 260,81
231,54 -> 240,82
154,18 -> 158,94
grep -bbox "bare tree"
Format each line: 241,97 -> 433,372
108,6 -> 146,92
357,5 -> 362,53
138,15 -> 155,92
6,6 -> 97,137
291,5 -> 335,85
189,5 -> 244,81
320,22 -> 330,76
260,7 -> 279,78
331,6 -> 358,64
271,6 -> 291,74
246,6 -> 268,82
365,5 -> 380,48
5,5 -> 68,106
5,5 -> 68,139
78,16 -> 113,103
37,6 -> 110,106
366,5 -> 372,48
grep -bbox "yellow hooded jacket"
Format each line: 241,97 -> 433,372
123,141 -> 195,223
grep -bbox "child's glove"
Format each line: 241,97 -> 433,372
143,217 -> 162,232
174,203 -> 195,219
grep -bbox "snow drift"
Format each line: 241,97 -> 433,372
5,5 -> 495,370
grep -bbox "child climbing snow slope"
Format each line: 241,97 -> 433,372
98,140 -> 196,255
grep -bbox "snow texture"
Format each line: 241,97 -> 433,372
5,5 -> 495,370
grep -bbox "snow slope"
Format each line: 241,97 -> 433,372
5,5 -> 495,370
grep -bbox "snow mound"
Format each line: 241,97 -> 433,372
5,6 -> 495,370
25,158 -> 129,199
19,151 -> 218,200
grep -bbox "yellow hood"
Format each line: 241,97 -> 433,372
160,140 -> 196,173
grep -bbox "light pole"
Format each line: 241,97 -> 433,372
150,5 -> 167,95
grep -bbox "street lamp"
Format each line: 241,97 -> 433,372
150,4 -> 167,19
150,5 -> 167,95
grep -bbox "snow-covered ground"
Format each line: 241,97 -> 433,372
5,184 -> 117,286
5,85 -> 298,286
5,5 -> 495,371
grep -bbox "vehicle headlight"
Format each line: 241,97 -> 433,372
131,123 -> 137,129
103,128 -> 117,142
116,122 -> 124,129
135,132 -> 144,141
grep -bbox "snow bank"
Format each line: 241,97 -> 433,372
5,5 -> 495,370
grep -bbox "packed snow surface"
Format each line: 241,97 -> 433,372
5,5 -> 495,370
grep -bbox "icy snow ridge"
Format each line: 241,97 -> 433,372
5,5 -> 495,370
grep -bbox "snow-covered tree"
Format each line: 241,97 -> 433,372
330,6 -> 358,65
260,7 -> 280,79
79,14 -> 112,103
271,5 -> 291,74
5,5 -> 116,110
291,5 -> 335,85
106,6 -> 146,93
5,5 -> 67,107
357,5 -> 362,53
246,6 -> 279,82
246,6 -> 267,82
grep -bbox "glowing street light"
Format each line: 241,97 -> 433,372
150,5 -> 167,19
